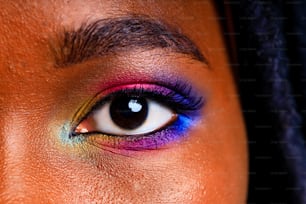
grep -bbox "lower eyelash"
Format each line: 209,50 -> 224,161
71,82 -> 204,150
86,114 -> 193,151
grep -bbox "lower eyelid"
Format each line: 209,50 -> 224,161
71,83 -> 203,150
84,114 -> 193,151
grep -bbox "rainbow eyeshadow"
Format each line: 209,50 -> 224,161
88,114 -> 193,151
70,81 -> 205,151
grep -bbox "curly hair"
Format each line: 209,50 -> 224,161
231,0 -> 306,203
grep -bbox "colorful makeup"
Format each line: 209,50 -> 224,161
70,81 -> 204,151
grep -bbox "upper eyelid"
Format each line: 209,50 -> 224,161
70,83 -> 204,136
84,83 -> 203,113
72,86 -> 179,128
88,89 -> 177,114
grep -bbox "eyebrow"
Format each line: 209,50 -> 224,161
54,15 -> 207,67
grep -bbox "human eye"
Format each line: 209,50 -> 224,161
70,83 -> 204,151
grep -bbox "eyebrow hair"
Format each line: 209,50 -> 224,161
54,15 -> 207,67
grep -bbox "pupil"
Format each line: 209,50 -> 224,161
110,96 -> 148,130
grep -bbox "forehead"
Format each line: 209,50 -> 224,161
0,0 -> 222,96
0,1 -> 216,28
0,0 -> 221,97
0,0 -> 217,57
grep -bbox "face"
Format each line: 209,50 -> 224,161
0,0 -> 247,203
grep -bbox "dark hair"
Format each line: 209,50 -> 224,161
218,0 -> 306,203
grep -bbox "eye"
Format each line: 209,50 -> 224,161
70,83 -> 204,150
75,95 -> 177,136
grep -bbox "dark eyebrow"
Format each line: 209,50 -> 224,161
54,15 -> 207,67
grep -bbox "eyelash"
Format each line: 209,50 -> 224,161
70,83 -> 204,150
93,83 -> 203,114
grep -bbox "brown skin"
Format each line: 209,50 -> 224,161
0,0 -> 247,203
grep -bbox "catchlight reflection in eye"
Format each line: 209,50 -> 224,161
72,83 -> 204,150
75,96 -> 177,135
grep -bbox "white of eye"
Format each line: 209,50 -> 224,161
91,99 -> 176,136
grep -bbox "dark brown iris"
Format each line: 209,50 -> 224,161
110,96 -> 148,130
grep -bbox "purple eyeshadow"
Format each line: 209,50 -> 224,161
72,81 -> 204,151
100,115 -> 193,151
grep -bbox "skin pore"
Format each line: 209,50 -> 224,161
0,0 -> 247,203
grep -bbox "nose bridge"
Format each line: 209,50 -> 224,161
0,49 -> 54,200
0,108 -> 31,198
0,77 -> 61,202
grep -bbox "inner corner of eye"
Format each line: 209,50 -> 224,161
72,95 -> 179,137
74,121 -> 89,134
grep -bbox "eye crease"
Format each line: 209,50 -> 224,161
71,83 -> 204,150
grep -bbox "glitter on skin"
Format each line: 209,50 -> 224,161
60,122 -> 85,145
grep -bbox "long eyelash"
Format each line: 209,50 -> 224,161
85,114 -> 193,151
70,82 -> 204,140
91,82 -> 204,114
164,82 -> 204,111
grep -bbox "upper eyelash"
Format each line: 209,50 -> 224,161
90,84 -> 204,114
70,82 -> 204,137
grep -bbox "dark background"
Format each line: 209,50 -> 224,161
217,0 -> 306,203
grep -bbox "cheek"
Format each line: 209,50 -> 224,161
38,147 -> 201,203
48,117 -> 246,204
196,94 -> 248,203
190,129 -> 248,203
